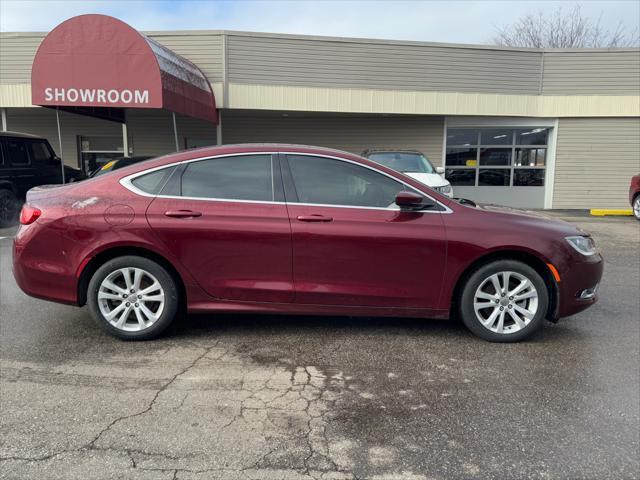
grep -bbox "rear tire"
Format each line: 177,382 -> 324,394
633,195 -> 640,220
459,259 -> 548,342
87,256 -> 179,340
0,189 -> 19,228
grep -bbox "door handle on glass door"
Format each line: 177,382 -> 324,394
296,215 -> 333,222
164,210 -> 202,218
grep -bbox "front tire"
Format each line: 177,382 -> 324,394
87,256 -> 179,340
459,260 -> 549,342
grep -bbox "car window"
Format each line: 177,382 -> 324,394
180,154 -> 274,201
366,152 -> 435,174
287,154 -> 403,208
131,167 -> 175,195
4,139 -> 30,166
27,140 -> 55,165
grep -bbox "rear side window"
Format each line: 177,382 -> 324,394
4,139 -> 30,166
180,155 -> 273,201
131,167 -> 175,195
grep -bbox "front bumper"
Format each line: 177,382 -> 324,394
556,253 -> 604,318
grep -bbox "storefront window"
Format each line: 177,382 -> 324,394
445,127 -> 548,187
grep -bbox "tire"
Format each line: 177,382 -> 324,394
0,189 -> 19,228
87,255 -> 179,340
633,195 -> 640,221
459,259 -> 549,343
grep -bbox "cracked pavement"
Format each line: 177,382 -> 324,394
1,213 -> 639,479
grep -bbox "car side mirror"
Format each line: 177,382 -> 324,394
436,166 -> 445,175
395,191 -> 436,210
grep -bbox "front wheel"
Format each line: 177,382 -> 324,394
87,256 -> 179,340
459,260 -> 549,342
633,195 -> 640,220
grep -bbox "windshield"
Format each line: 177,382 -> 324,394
367,152 -> 435,174
90,159 -> 120,178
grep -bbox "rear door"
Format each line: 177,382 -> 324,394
282,153 -> 447,309
145,153 -> 294,303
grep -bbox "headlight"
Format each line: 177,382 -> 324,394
565,236 -> 597,256
437,185 -> 452,194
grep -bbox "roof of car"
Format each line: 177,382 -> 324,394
0,131 -> 47,140
362,149 -> 425,155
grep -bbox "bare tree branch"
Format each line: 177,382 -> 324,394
492,4 -> 640,48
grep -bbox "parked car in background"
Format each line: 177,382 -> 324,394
0,131 -> 83,226
90,156 -> 153,178
362,149 -> 453,197
13,144 -> 603,343
630,174 -> 640,220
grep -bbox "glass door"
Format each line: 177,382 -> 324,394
78,136 -> 131,175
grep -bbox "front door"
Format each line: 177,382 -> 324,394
283,154 -> 447,309
146,153 -> 294,303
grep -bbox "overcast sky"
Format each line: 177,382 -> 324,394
1,0 -> 638,45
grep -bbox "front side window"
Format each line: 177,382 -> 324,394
180,154 -> 273,201
287,155 -> 403,208
28,140 -> 56,165
4,139 -> 30,166
445,127 -> 549,187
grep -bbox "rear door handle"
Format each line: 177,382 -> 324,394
297,214 -> 333,222
164,210 -> 202,218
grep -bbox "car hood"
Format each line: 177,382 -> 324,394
403,172 -> 449,188
473,203 -> 587,236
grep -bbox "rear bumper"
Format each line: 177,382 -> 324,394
557,253 -> 604,318
12,225 -> 78,305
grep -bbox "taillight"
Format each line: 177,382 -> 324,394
20,205 -> 41,225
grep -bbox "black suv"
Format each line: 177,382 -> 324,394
0,131 -> 83,226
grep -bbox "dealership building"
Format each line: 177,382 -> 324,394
0,14 -> 638,209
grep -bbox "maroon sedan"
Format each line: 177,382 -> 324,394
13,144 -> 603,342
630,174 -> 640,220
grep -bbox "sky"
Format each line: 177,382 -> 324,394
0,0 -> 638,46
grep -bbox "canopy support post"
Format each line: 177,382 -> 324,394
172,112 -> 180,152
55,108 -> 66,184
122,122 -> 129,157
1,108 -> 7,131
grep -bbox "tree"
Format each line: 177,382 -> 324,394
493,4 -> 639,48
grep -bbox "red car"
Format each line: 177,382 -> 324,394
630,174 -> 640,220
13,144 -> 603,342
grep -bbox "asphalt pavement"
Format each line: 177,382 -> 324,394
0,213 -> 639,480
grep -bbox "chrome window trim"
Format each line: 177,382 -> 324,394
119,151 -> 452,214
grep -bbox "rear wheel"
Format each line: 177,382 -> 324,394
87,256 -> 179,340
633,195 -> 640,220
0,189 -> 19,228
459,259 -> 548,342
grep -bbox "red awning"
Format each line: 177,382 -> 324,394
31,14 -> 218,124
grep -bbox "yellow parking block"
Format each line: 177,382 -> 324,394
590,209 -> 633,216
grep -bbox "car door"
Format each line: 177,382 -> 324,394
2,137 -> 34,197
145,153 -> 294,303
25,139 -> 63,186
282,153 -> 447,309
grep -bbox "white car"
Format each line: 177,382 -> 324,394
362,149 -> 454,197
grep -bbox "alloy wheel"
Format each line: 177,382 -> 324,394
634,197 -> 640,219
473,271 -> 539,335
97,267 -> 165,332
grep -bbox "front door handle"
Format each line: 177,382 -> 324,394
164,210 -> 202,218
297,214 -> 333,222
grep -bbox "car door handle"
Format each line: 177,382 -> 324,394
164,210 -> 202,218
296,214 -> 333,222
